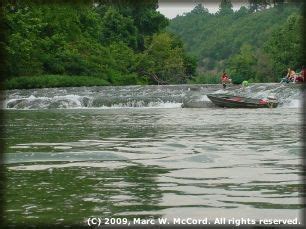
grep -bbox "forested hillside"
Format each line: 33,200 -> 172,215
167,1 -> 303,83
3,0 -> 196,89
2,0 -> 304,88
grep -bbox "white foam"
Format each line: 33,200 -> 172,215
199,95 -> 210,101
281,99 -> 302,108
4,84 -> 301,110
97,101 -> 182,109
148,102 -> 182,108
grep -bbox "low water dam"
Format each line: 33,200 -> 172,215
4,83 -> 302,109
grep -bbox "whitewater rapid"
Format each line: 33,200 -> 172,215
3,83 -> 303,109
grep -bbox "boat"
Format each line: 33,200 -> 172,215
206,94 -> 278,108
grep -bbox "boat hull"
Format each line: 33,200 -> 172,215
207,94 -> 278,108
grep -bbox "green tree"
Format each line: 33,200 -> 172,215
264,14 -> 302,78
5,5 -> 45,76
217,0 -> 234,15
138,32 -> 189,84
107,42 -> 141,85
227,44 -> 257,83
94,0 -> 169,50
253,50 -> 275,82
190,3 -> 209,15
4,1 -> 194,88
99,7 -> 138,49
167,2 -> 301,82
248,0 -> 269,12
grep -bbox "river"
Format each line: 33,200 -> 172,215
2,84 -> 305,226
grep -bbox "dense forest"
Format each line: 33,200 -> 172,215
3,0 -> 196,88
2,0 -> 304,88
168,0 -> 303,83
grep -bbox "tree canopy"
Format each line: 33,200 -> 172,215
167,1 -> 303,83
2,0 -> 304,88
3,0 -> 196,87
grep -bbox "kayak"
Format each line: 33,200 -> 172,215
207,94 -> 278,108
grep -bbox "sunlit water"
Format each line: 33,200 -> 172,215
3,106 -> 304,226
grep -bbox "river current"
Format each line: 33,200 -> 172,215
2,84 -> 305,226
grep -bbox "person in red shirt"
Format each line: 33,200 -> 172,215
220,71 -> 232,89
294,66 -> 305,83
300,66 -> 305,82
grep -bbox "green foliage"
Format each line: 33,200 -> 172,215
138,32 -> 193,84
5,5 -> 45,76
188,73 -> 220,84
4,75 -> 111,89
252,50 -> 275,82
190,3 -> 210,15
94,0 -> 169,50
218,0 -> 234,15
183,55 -> 197,77
227,44 -> 257,84
99,7 -> 138,49
4,1 -> 192,88
168,3 -> 302,83
7,1 -> 301,87
248,0 -> 302,12
264,13 -> 303,78
249,0 -> 270,12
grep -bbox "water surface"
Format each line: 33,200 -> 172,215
3,107 -> 304,225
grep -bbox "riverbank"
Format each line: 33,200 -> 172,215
3,75 -> 283,90
4,75 -> 222,90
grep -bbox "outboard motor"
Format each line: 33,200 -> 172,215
267,94 -> 277,102
266,94 -> 278,108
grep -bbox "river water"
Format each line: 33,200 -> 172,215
2,84 -> 305,226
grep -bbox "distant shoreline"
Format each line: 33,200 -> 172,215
5,81 -> 301,92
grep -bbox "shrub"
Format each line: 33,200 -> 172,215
4,75 -> 111,89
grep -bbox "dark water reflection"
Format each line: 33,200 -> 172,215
3,108 -> 304,225
5,163 -> 168,225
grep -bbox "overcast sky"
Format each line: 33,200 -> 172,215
158,0 -> 249,19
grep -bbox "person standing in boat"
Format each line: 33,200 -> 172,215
220,71 -> 232,89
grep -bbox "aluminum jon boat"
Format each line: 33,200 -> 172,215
206,94 -> 278,108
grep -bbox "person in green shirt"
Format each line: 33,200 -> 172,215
242,80 -> 249,88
